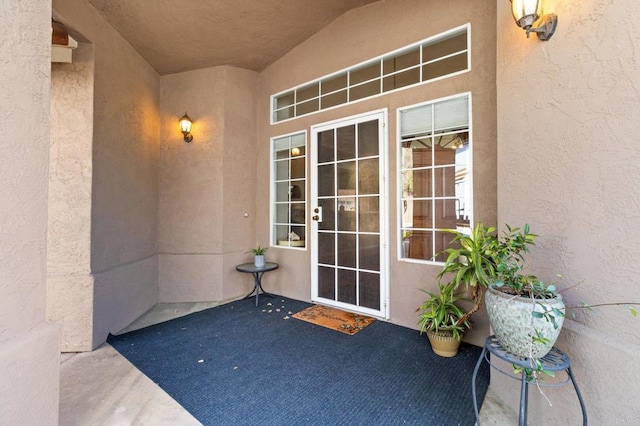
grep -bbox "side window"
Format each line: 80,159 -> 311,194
271,132 -> 307,249
398,94 -> 472,263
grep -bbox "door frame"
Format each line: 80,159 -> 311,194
309,109 -> 390,319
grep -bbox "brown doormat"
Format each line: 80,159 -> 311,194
292,305 -> 375,335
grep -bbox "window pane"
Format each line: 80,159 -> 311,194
321,90 -> 347,109
290,180 -> 305,201
350,80 -> 380,101
383,67 -> 420,91
383,47 -> 420,74
297,98 -> 319,116
275,92 -> 294,109
275,106 -> 294,122
406,230 -> 433,261
291,203 -> 305,224
275,182 -> 290,202
422,53 -> 467,81
411,199 -> 432,228
423,32 -> 467,62
350,61 -> 380,85
411,169 -> 432,198
434,166 -> 456,197
296,83 -> 318,102
321,73 -> 347,94
291,157 -> 305,179
275,160 -> 289,180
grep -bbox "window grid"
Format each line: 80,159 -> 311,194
271,132 -> 307,249
271,25 -> 469,123
398,94 -> 472,264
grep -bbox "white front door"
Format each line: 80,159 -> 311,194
310,110 -> 388,318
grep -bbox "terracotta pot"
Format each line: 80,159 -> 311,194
426,329 -> 461,357
485,284 -> 565,358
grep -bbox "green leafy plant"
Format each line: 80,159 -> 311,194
246,245 -> 268,256
417,281 -> 471,340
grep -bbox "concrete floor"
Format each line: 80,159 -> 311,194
59,302 -> 515,425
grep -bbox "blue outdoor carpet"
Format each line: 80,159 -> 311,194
107,296 -> 489,426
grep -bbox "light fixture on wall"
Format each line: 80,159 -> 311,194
179,112 -> 193,142
510,0 -> 557,41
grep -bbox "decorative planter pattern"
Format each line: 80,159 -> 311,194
426,329 -> 461,358
485,284 -> 565,358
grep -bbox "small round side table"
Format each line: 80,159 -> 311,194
235,262 -> 279,307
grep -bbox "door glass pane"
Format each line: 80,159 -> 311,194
338,198 -> 356,232
337,161 -> 356,191
358,158 -> 379,195
337,233 -> 356,268
359,234 -> 380,271
358,120 -> 378,158
318,130 -> 334,163
318,266 -> 335,299
337,125 -> 356,161
359,197 -> 379,233
317,164 -> 334,197
337,269 -> 357,304
359,272 -> 380,309
318,233 -> 335,265
318,198 -> 335,231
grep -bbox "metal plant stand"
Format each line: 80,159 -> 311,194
472,335 -> 587,426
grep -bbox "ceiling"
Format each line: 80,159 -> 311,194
86,0 -> 380,75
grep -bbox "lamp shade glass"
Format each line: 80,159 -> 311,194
510,0 -> 542,29
179,113 -> 192,134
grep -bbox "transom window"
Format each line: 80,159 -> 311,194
271,25 -> 469,124
398,94 -> 472,263
271,132 -> 307,249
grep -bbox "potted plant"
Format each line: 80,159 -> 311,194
437,223 -> 563,358
417,281 -> 471,357
247,245 -> 268,267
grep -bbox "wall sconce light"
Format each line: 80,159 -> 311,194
179,112 -> 193,142
510,0 -> 557,41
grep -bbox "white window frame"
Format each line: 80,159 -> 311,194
270,24 -> 471,124
270,130 -> 308,250
396,92 -> 473,265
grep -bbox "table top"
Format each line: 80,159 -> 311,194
236,262 -> 279,273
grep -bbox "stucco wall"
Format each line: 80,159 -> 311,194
158,66 -> 259,302
496,0 -> 640,423
48,43 -> 95,352
258,0 -> 497,343
0,0 -> 60,424
53,0 -> 161,347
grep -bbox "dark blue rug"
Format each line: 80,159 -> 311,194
108,296 -> 489,425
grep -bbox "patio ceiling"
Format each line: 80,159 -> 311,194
86,0 -> 381,75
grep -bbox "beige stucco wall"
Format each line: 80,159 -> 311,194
258,0 -> 497,343
496,0 -> 640,423
0,0 -> 60,424
53,0 -> 161,348
158,66 -> 259,302
48,43 -> 95,352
